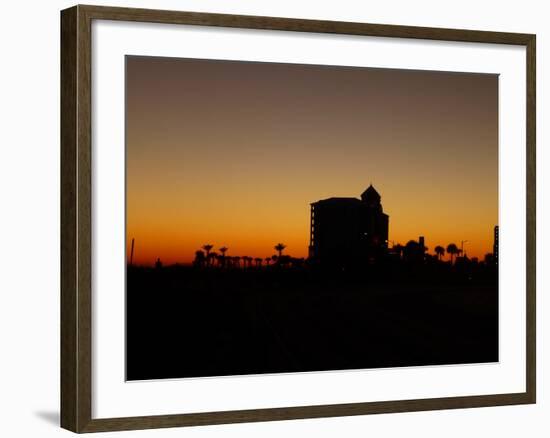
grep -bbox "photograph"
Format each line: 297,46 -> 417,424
125,56 -> 499,381
0,0 -> 541,435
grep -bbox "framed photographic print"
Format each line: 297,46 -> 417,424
60,5 -> 536,433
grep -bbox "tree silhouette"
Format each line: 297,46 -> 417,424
434,245 -> 445,261
274,243 -> 286,258
265,257 -> 271,266
446,243 -> 459,264
207,251 -> 218,267
193,250 -> 206,268
202,244 -> 213,266
404,240 -> 422,262
278,255 -> 291,267
219,246 -> 228,267
254,257 -> 263,267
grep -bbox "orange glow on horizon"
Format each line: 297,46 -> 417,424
126,57 -> 498,266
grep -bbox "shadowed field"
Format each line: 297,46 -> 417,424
126,265 -> 498,380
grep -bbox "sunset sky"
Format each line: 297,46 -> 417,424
126,56 -> 498,265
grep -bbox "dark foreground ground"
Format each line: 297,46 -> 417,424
126,264 -> 498,380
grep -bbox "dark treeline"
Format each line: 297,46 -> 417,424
147,238 -> 497,273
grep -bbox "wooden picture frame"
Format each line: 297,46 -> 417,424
61,4 -> 536,433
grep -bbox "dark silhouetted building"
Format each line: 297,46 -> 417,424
309,185 -> 389,268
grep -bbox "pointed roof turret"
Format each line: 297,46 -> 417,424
361,184 -> 381,204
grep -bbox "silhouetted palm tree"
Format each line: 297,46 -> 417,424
193,250 -> 206,268
208,251 -> 218,267
274,243 -> 286,258
233,256 -> 241,268
265,257 -> 271,266
254,257 -> 263,267
219,246 -> 228,267
434,245 -> 445,261
446,243 -> 459,264
202,244 -> 213,265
